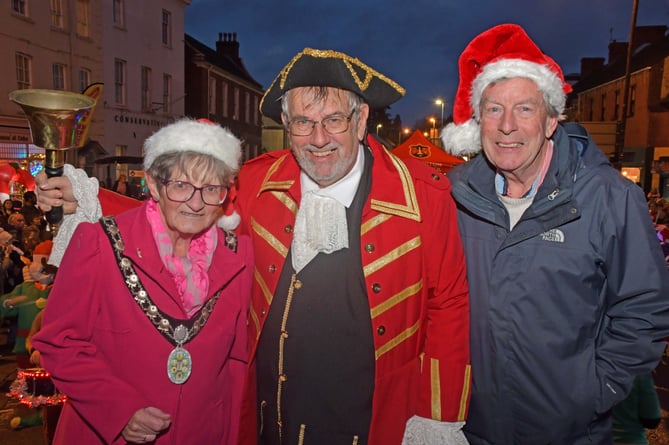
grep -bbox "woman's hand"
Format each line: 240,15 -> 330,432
34,171 -> 78,215
121,406 -> 172,443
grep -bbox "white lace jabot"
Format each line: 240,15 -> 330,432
290,145 -> 364,273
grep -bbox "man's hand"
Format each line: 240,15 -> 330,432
34,171 -> 78,215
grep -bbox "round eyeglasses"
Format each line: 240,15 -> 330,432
160,179 -> 228,206
286,109 -> 356,136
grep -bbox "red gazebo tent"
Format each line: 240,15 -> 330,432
392,130 -> 465,174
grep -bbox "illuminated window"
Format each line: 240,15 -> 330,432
76,0 -> 89,37
50,0 -> 63,28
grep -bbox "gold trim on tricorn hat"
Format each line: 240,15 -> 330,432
260,48 -> 405,123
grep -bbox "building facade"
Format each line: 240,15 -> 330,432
184,32 -> 263,163
0,0 -> 190,193
569,25 -> 669,194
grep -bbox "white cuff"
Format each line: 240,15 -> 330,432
48,164 -> 102,267
401,416 -> 468,445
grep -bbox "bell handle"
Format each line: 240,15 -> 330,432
44,165 -> 63,225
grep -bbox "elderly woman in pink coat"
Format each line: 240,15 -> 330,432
33,118 -> 253,444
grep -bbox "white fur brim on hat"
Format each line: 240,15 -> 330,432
143,119 -> 241,171
441,119 -> 481,156
442,58 -> 566,156
217,211 -> 241,231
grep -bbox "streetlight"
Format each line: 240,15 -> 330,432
398,127 -> 410,145
376,123 -> 382,135
435,98 -> 445,128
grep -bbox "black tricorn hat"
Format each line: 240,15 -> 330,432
260,48 -> 406,123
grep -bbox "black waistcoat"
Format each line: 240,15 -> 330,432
256,148 -> 375,445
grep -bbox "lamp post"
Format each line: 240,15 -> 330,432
398,127 -> 410,145
376,123 -> 382,135
435,99 -> 445,128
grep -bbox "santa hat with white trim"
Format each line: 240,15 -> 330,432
441,23 -> 572,156
143,118 -> 242,230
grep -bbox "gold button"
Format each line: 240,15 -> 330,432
269,264 -> 276,273
432,173 -> 440,180
377,326 -> 386,335
372,283 -> 381,293
284,225 -> 293,233
279,374 -> 287,382
365,243 -> 375,253
294,280 -> 302,289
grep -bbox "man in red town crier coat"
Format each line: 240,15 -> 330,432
35,48 -> 471,445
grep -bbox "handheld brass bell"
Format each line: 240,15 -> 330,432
9,89 -> 97,226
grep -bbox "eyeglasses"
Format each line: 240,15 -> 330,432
159,179 -> 228,206
286,109 -> 356,136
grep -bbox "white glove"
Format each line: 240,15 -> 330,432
401,415 -> 469,445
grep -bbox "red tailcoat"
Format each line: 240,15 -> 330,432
236,136 -> 471,445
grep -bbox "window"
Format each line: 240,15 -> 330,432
161,9 -> 171,46
114,59 -> 126,105
50,0 -> 63,28
52,63 -> 66,90
234,87 -> 240,119
628,85 -> 636,117
79,68 -> 91,93
76,0 -> 89,37
12,0 -> 27,16
221,82 -> 228,117
15,53 -> 31,89
141,66 -> 152,112
253,96 -> 259,125
162,74 -> 172,113
588,98 -> 594,121
208,76 -> 216,115
244,91 -> 251,123
614,90 -> 620,120
600,93 -> 606,121
113,0 -> 125,27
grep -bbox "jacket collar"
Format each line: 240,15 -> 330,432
255,135 -> 422,222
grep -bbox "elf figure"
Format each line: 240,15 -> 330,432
0,240 -> 55,369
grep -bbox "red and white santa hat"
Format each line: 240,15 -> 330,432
441,23 -> 573,156
143,118 -> 242,230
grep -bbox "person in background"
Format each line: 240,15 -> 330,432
612,373 -> 662,445
32,118 -> 253,445
441,23 -> 669,444
20,191 -> 42,227
0,198 -> 15,230
113,174 -> 128,196
35,48 -> 472,445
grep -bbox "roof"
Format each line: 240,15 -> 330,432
570,30 -> 669,95
185,34 -> 263,90
391,130 -> 465,173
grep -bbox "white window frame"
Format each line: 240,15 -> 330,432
50,0 -> 64,28
52,63 -> 66,90
114,59 -> 127,106
141,66 -> 152,112
16,52 -> 32,89
79,68 -> 91,93
12,0 -> 27,16
112,0 -> 125,27
161,9 -> 172,46
162,74 -> 172,114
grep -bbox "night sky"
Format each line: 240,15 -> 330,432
185,0 -> 669,128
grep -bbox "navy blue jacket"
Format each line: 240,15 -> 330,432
448,123 -> 669,444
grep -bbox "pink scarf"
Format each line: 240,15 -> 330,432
146,200 -> 217,316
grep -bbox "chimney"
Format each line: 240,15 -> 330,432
580,57 -> 605,78
216,32 -> 241,63
608,41 -> 628,64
